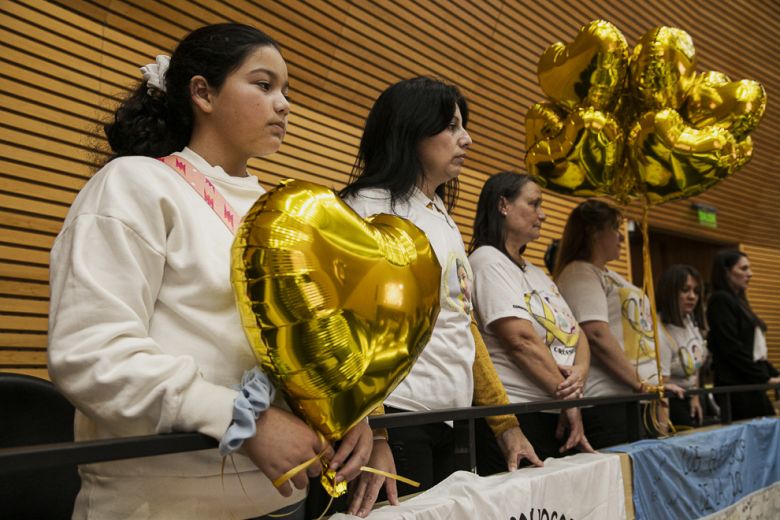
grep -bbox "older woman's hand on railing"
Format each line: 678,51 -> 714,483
556,364 -> 586,399
498,426 -> 544,470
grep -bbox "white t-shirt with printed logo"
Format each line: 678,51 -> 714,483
470,246 -> 579,403
344,187 -> 475,412
557,260 -> 658,397
658,315 -> 705,389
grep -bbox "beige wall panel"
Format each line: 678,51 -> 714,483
0,333 -> 49,349
0,0 -> 776,378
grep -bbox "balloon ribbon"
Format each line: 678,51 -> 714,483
272,436 -> 420,498
640,201 -> 675,436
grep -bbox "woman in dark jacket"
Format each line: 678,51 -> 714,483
707,250 -> 780,420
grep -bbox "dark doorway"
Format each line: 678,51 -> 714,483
629,227 -> 738,296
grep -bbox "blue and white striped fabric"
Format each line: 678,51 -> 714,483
607,418 -> 780,519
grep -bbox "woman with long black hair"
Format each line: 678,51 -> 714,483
707,250 -> 780,420
341,77 -> 542,499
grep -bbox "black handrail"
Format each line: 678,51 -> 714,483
1,382 -> 777,475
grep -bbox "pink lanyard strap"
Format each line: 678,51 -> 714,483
158,155 -> 239,235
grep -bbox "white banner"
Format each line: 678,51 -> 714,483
331,453 -> 626,520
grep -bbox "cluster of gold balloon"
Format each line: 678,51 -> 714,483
526,19 -> 766,205
232,180 -> 440,496
526,20 -> 766,432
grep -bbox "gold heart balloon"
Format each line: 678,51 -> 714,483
627,108 -> 750,204
682,71 -> 767,140
526,103 -> 625,196
629,27 -> 697,111
527,20 -> 766,205
538,19 -> 629,111
232,180 -> 441,441
628,67 -> 765,204
529,20 -> 629,197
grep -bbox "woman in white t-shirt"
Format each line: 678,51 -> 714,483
656,265 -> 708,430
47,24 -> 380,519
340,77 -> 542,497
469,172 -> 593,474
554,200 -> 683,448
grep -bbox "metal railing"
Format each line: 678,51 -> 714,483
1,382 -> 778,476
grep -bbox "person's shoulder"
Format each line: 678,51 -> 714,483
469,246 -> 513,273
67,155 -> 183,224
468,245 -> 501,263
89,155 -> 178,192
708,290 -> 737,306
342,187 -> 393,215
559,260 -> 600,279
604,268 -> 632,287
344,187 -> 391,203
524,261 -> 552,283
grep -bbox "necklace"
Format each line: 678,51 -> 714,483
510,254 -> 527,272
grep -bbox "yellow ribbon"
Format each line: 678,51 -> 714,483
638,200 -> 681,438
524,292 -> 580,347
358,465 -> 421,488
271,435 -> 420,498
272,446 -> 330,491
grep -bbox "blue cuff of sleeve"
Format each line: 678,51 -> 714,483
219,367 -> 276,456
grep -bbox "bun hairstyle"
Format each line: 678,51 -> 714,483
103,23 -> 279,161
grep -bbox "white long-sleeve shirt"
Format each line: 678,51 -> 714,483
48,148 -> 303,518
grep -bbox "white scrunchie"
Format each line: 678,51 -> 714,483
140,55 -> 171,95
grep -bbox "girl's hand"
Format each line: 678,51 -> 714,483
243,407 -> 333,497
347,438 -> 399,517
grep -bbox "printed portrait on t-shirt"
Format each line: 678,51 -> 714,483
678,334 -> 704,377
523,289 -> 579,355
618,286 -> 656,362
443,254 -> 473,315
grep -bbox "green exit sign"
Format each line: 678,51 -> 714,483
694,204 -> 717,228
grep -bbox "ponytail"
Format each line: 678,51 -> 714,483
104,87 -> 187,160
101,23 -> 279,163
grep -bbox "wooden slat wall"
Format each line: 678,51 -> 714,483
0,0 -> 776,378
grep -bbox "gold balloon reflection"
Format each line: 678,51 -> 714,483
232,179 -> 441,441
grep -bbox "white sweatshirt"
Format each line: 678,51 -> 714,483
48,148 -> 303,518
